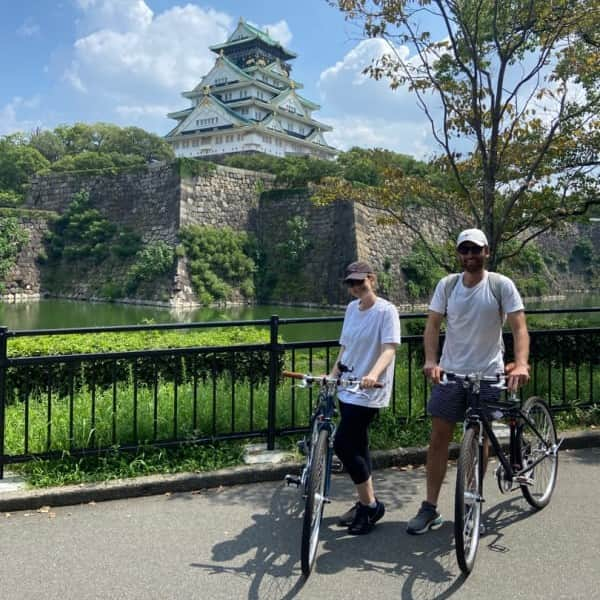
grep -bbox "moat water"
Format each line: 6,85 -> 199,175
1,293 -> 598,341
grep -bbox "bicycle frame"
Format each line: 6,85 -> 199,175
458,375 -> 560,486
300,382 -> 338,498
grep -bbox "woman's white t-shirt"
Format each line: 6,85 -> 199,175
337,297 -> 401,408
429,271 -> 524,376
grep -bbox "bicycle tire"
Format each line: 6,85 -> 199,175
517,396 -> 558,509
455,426 -> 483,575
300,427 -> 329,576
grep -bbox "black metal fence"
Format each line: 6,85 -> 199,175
0,309 -> 598,478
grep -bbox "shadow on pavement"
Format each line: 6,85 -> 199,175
187,468 -> 473,600
190,483 -> 306,600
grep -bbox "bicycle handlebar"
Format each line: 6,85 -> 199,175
282,370 -> 384,389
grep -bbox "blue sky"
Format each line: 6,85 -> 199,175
1,0 -> 439,158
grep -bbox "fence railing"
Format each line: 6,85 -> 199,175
0,308 -> 598,478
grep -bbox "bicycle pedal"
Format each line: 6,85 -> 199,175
284,474 -> 301,487
331,460 -> 344,473
515,475 -> 534,486
296,440 -> 309,456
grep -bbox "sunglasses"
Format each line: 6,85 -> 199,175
346,279 -> 365,287
457,244 -> 484,255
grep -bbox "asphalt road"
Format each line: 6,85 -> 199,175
1,447 -> 598,600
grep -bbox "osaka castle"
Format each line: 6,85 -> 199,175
165,18 -> 336,160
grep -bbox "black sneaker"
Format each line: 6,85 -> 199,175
406,501 -> 443,535
347,500 -> 385,535
337,502 -> 360,527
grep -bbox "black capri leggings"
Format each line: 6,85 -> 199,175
333,400 -> 379,485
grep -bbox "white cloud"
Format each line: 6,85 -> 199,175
325,115 -> 433,159
64,1 -> 236,130
318,38 -> 437,158
74,0 -> 153,33
115,104 -> 171,118
249,20 -> 293,47
0,97 -> 42,136
17,19 -> 40,37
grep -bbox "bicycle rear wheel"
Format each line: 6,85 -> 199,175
301,427 -> 329,576
455,426 -> 483,575
518,396 -> 558,509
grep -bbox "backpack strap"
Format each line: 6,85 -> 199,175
443,271 -> 504,317
487,272 -> 504,318
443,273 -> 461,316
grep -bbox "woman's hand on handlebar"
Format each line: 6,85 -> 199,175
423,362 -> 443,384
360,373 -> 380,389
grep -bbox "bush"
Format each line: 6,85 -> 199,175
46,191 -> 115,262
125,241 -> 174,294
176,157 -> 217,178
180,225 -> 256,304
6,326 -> 279,402
401,241 -> 447,300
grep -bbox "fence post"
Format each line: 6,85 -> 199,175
267,315 -> 279,451
0,327 -> 8,480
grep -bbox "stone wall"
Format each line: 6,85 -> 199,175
25,163 -> 181,245
257,192 -> 356,305
1,215 -> 53,303
5,164 -> 599,307
180,165 -> 275,231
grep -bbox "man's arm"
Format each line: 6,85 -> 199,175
423,310 -> 444,384
506,310 -> 530,391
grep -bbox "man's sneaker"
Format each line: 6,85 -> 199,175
337,502 -> 360,527
347,500 -> 385,535
406,501 -> 443,535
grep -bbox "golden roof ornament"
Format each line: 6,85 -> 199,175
203,85 -> 211,96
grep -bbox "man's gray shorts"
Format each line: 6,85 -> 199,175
427,381 -> 501,423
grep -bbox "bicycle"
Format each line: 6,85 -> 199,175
443,371 -> 562,575
282,367 -> 382,576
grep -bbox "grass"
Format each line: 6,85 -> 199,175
4,345 -> 599,488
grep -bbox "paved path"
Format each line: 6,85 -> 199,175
1,448 -> 598,600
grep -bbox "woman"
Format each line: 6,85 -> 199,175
329,261 -> 401,535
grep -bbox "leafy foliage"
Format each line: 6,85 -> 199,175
176,157 -> 217,178
256,216 -> 313,302
0,217 -> 29,292
125,241 -> 175,294
6,326 -> 277,402
48,151 -> 146,174
180,225 -> 256,304
401,241 -> 448,300
0,135 -> 49,199
328,0 -> 600,269
223,153 -> 339,187
46,191 -> 116,262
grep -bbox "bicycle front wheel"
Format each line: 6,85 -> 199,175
455,426 -> 483,575
518,397 -> 558,509
301,427 -> 329,576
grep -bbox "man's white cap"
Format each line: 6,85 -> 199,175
456,228 -> 488,248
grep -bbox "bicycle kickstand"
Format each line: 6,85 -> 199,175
284,474 -> 301,487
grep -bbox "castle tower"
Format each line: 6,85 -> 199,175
165,18 -> 336,160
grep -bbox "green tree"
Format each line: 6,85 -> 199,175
0,135 -> 49,197
51,122 -> 173,162
326,0 -> 600,269
28,128 -> 66,162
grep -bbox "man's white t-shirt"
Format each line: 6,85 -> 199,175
337,297 -> 401,408
429,271 -> 524,376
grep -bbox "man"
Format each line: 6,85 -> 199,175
406,228 -> 530,535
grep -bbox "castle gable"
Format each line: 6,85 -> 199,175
174,95 -> 246,135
